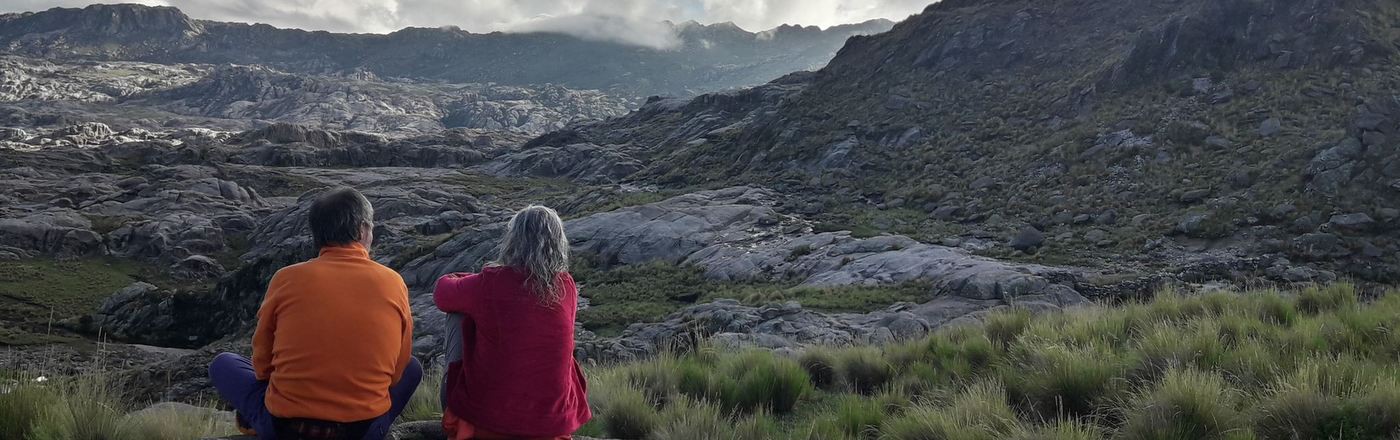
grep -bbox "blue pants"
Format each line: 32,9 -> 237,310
208,352 -> 423,440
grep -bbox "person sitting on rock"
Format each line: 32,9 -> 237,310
434,205 -> 591,440
209,186 -> 421,440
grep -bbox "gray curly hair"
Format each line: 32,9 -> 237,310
496,205 -> 570,303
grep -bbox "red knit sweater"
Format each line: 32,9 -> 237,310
433,266 -> 591,437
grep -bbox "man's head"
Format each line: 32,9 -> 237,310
308,187 -> 374,249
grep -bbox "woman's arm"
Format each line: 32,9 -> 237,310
433,272 -> 479,314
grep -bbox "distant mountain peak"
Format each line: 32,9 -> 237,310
1,3 -> 203,39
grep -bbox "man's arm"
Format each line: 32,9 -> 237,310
393,282 -> 413,385
251,274 -> 285,381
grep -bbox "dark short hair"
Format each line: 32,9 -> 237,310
308,187 -> 374,248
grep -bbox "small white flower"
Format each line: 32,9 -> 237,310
33,376 -> 47,382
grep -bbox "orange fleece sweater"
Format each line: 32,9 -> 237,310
252,243 -> 413,422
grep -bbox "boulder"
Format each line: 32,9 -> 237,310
1328,213 -> 1375,232
1291,233 -> 1348,259
1179,188 -> 1211,204
1009,226 -> 1045,252
171,255 -> 226,280
1258,118 -> 1282,137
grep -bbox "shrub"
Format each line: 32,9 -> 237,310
1119,369 -> 1244,440
836,347 -> 893,395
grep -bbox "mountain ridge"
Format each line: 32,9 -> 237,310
529,0 -> 1400,280
0,3 -> 895,97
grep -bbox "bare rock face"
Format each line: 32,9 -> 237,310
0,209 -> 104,257
477,143 -> 644,183
404,187 -> 1086,363
86,282 -> 205,347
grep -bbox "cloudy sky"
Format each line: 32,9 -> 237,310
0,0 -> 931,47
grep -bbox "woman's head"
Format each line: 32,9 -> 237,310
497,205 -> 569,302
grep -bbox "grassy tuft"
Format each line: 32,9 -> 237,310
835,347 -> 893,395
1119,368 -> 1244,440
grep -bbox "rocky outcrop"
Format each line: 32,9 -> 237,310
0,209 -> 104,257
478,143 -> 644,183
577,291 -> 1082,362
142,66 -> 630,136
83,282 -> 211,347
405,187 -> 1086,362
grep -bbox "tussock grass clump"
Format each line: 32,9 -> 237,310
1007,420 -> 1103,440
574,283 -> 1400,440
831,396 -> 884,438
881,382 -> 1021,440
1119,368 -> 1244,440
1295,283 -> 1359,315
834,347 -> 892,395
984,308 -> 1033,347
596,385 -> 659,439
0,379 -> 60,440
797,347 -> 839,390
118,403 -> 237,440
718,351 -> 812,414
1004,343 -> 1125,418
0,372 -> 235,440
650,396 -> 732,440
397,368 -> 443,422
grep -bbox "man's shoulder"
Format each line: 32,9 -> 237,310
361,259 -> 401,278
270,260 -> 314,280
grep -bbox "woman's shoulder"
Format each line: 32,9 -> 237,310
481,265 -> 524,278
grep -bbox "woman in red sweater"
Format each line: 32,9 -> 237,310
434,205 -> 591,440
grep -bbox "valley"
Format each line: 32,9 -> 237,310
0,0 -> 1397,439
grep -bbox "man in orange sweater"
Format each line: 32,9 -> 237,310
209,187 -> 420,440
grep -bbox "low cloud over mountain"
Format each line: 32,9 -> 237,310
1,0 -> 927,48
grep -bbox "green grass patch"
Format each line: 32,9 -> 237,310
0,372 -> 236,440
573,259 -> 929,336
0,259 -> 151,318
0,258 -> 168,344
578,283 -> 1400,439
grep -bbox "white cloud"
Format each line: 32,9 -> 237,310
0,0 -> 931,47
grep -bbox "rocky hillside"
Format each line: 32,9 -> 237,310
531,0 -> 1400,282
0,56 -> 631,135
0,4 -> 893,98
5,0 -> 1399,414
